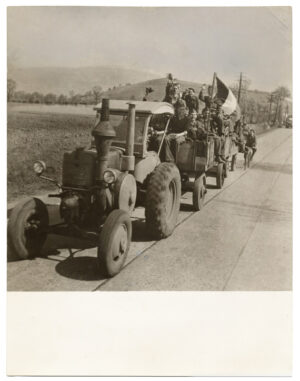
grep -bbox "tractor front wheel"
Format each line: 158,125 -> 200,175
145,162 -> 181,239
98,209 -> 132,277
8,197 -> 49,259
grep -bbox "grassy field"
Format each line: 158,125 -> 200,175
7,106 -> 95,202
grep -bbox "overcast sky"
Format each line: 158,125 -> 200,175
7,6 -> 292,92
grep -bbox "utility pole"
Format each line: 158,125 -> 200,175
237,72 -> 243,104
234,72 -> 250,115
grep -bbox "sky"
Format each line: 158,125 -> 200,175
7,6 -> 292,92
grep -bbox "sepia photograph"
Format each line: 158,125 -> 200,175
7,6 -> 292,292
4,3 -> 294,376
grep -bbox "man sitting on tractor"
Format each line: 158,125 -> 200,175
147,105 -> 189,162
162,106 -> 189,161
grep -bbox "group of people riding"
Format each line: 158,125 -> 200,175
148,75 -> 257,164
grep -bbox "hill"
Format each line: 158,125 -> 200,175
103,77 -> 204,101
102,77 -> 271,107
8,66 -> 160,95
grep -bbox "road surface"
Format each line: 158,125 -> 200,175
7,128 -> 292,291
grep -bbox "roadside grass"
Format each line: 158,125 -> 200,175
7,110 -> 95,202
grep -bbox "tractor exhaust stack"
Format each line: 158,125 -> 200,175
121,103 -> 136,172
92,98 -> 116,182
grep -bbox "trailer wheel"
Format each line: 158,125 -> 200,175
193,174 -> 206,211
216,163 -> 225,189
7,197 -> 49,259
98,209 -> 132,277
145,162 -> 181,239
231,154 -> 237,171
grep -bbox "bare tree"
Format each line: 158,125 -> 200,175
92,86 -> 103,104
272,86 -> 291,124
274,86 -> 291,99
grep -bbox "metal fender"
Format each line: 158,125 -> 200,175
134,151 -> 161,184
114,173 -> 137,214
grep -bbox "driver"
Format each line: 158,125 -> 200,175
162,106 -> 189,162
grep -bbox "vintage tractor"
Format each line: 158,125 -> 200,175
8,99 -> 181,277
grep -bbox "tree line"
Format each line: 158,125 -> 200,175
231,80 -> 291,126
7,79 -> 104,105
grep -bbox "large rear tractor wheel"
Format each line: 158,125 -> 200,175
8,197 -> 49,259
193,174 -> 206,211
145,162 -> 181,239
98,209 -> 132,277
216,163 -> 225,189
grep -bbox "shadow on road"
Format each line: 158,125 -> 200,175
180,203 -> 193,212
55,256 -> 108,281
132,218 -> 154,242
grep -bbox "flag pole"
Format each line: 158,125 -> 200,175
208,72 -> 217,131
211,72 -> 217,98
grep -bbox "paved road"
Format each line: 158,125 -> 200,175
7,129 -> 292,291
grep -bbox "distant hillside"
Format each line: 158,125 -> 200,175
103,78 -> 204,101
8,66 -> 160,95
102,77 -> 272,106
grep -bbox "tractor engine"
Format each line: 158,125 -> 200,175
59,191 -> 88,225
60,147 -> 96,225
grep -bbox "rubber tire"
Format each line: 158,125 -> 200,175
7,197 -> 49,259
216,163 -> 225,189
231,154 -> 237,171
145,162 -> 181,239
98,209 -> 132,277
193,174 -> 206,211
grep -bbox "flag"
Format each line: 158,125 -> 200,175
214,76 -> 241,119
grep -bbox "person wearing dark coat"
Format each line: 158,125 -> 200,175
183,88 -> 200,114
186,109 -> 206,140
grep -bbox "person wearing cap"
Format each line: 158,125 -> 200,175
183,88 -> 200,114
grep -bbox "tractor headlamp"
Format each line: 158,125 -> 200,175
33,161 -> 46,176
103,169 -> 117,184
